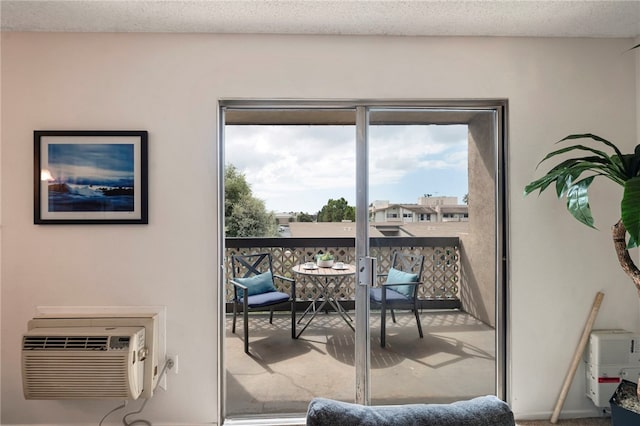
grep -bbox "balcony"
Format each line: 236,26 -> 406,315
224,236 -> 496,417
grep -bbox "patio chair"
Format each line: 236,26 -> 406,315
370,252 -> 425,348
230,253 -> 296,354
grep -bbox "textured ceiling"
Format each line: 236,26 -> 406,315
1,0 -> 639,38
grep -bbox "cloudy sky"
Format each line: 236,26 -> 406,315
225,124 -> 468,214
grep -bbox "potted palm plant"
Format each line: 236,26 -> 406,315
524,44 -> 640,417
525,132 -> 640,419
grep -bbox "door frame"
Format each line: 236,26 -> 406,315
217,99 -> 509,424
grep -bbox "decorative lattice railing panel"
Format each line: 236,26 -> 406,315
225,237 -> 460,305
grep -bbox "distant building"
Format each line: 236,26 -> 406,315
438,205 -> 469,222
370,202 -> 437,223
370,197 -> 468,224
275,212 -> 294,225
284,196 -> 468,238
288,221 -> 468,238
289,222 -> 385,238
417,196 -> 458,207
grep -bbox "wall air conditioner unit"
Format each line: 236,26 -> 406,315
23,326 -> 146,400
22,312 -> 159,400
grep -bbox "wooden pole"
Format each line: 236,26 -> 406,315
550,291 -> 604,424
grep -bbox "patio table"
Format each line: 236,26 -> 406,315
292,263 -> 356,337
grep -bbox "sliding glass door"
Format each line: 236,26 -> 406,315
218,101 -> 507,423
365,108 -> 500,404
221,107 -> 359,418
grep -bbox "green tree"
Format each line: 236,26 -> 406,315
226,196 -> 277,237
225,164 -> 277,237
317,198 -> 355,222
462,193 -> 468,204
224,164 -> 250,218
297,212 -> 314,222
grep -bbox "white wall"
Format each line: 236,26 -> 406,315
0,29 -> 4,421
1,33 -> 638,424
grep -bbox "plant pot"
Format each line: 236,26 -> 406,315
316,259 -> 334,268
610,380 -> 640,425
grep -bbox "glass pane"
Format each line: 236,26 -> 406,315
223,111 -> 359,417
367,108 -> 496,404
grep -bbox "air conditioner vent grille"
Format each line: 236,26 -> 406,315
23,335 -> 109,351
23,350 -> 132,399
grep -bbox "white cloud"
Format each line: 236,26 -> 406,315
225,124 -> 467,212
368,125 -> 467,183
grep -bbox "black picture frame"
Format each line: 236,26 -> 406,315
34,130 -> 148,224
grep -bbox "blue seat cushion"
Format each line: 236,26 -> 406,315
234,271 -> 277,298
385,267 -> 418,297
370,287 -> 410,304
242,291 -> 290,308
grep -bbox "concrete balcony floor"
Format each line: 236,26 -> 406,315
225,309 -> 496,418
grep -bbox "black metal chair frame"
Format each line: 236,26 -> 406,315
371,252 -> 425,348
230,253 -> 296,354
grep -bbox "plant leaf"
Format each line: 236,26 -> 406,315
525,167 -> 575,195
565,137 -> 629,181
560,134 -> 626,170
524,158 -> 619,197
626,43 -> 640,53
622,176 -> 640,247
538,144 -> 614,168
629,145 -> 640,176
555,172 -> 574,198
536,141 -> 628,183
566,177 -> 596,228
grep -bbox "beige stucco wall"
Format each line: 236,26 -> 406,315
1,33 -> 638,424
460,113 -> 497,328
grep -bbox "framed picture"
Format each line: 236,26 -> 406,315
34,130 -> 148,224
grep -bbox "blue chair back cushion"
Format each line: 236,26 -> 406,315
235,271 -> 277,298
385,267 -> 418,298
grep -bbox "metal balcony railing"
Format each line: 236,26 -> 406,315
225,237 -> 461,311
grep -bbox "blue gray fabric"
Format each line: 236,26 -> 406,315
306,395 -> 515,426
385,267 -> 419,297
370,287 -> 410,303
241,291 -> 290,308
234,271 -> 276,298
